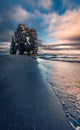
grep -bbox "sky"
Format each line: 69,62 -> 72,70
0,0 -> 80,45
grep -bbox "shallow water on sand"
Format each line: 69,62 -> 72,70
37,54 -> 80,130
37,43 -> 80,130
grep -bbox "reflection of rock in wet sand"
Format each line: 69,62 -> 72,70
0,55 -> 73,130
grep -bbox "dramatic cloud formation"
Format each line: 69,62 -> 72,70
0,0 -> 80,45
9,5 -> 33,23
43,8 -> 80,43
38,0 -> 52,9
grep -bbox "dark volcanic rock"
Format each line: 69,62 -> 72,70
10,24 -> 38,55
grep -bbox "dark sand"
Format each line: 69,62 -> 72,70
0,55 -> 73,130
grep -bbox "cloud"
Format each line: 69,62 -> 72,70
0,30 -> 14,42
62,0 -> 74,9
0,15 -> 3,22
20,0 -> 52,10
0,0 -> 80,44
23,0 -> 35,5
43,8 -> 80,43
0,4 -> 45,42
0,3 -> 45,42
62,0 -> 80,10
9,5 -> 33,23
38,0 -> 52,9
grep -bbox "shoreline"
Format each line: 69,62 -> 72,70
0,55 -> 73,130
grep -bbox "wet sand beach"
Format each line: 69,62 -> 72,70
0,55 -> 73,130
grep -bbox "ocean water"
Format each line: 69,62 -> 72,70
38,44 -> 80,130
0,42 -> 80,129
0,42 -> 10,55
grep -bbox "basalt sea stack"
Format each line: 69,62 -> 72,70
10,24 -> 38,55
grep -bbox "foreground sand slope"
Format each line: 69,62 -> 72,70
0,55 -> 73,130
